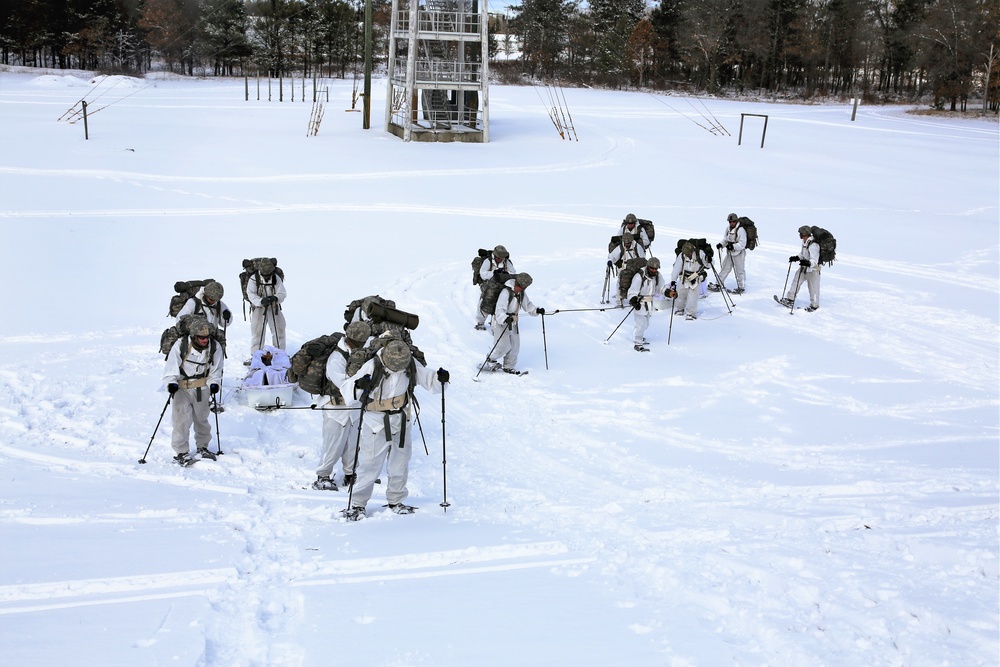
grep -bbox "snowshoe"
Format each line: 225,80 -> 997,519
502,368 -> 527,376
474,323 -> 486,331
685,314 -> 697,321
173,452 -> 196,467
774,295 -> 793,307
479,360 -> 501,373
387,503 -> 417,515
633,344 -> 649,352
727,287 -> 745,295
197,448 -> 217,461
707,283 -> 722,292
674,309 -> 684,315
805,305 -> 820,312
341,507 -> 366,522
312,476 -> 338,491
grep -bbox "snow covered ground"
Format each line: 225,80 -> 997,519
0,68 -> 997,666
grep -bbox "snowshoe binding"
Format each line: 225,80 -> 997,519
707,283 -> 722,292
502,368 -> 527,376
805,305 -> 820,312
312,475 -> 338,491
341,507 -> 366,522
633,344 -> 649,352
173,452 -> 196,467
774,295 -> 793,307
387,503 -> 417,515
197,448 -> 217,461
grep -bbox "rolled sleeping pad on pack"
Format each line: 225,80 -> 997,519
363,300 -> 420,330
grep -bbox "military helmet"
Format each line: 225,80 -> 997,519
624,213 -> 637,225
514,272 -> 533,289
203,281 -> 224,301
727,213 -> 739,223
798,225 -> 812,236
622,231 -> 634,243
189,318 -> 212,337
493,245 -> 509,259
345,321 -> 371,345
381,339 -> 412,373
646,257 -> 661,270
681,242 -> 695,256
258,257 -> 275,276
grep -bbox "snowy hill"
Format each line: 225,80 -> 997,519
0,70 -> 997,666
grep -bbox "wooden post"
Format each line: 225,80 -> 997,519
82,100 -> 89,140
363,0 -> 373,129
851,96 -> 859,121
244,75 -> 249,101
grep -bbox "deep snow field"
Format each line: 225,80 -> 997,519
0,66 -> 998,666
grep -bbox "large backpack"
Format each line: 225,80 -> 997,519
287,332 -> 347,398
167,279 -> 215,317
479,271 -> 513,316
737,217 -> 759,250
607,235 -> 622,253
344,294 -> 392,324
239,258 -> 284,314
674,238 -> 714,265
471,248 -> 491,285
809,226 -> 837,266
617,257 -> 647,297
159,314 -> 222,358
638,219 -> 655,246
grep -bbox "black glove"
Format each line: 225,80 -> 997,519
716,243 -> 723,250
629,296 -> 641,309
726,242 -> 734,250
789,255 -> 799,263
536,307 -> 545,315
799,259 -> 811,267
504,315 -> 514,326
167,383 -> 179,394
222,310 -> 231,323
607,260 -> 613,267
670,281 -> 677,289
355,375 -> 372,391
210,383 -> 219,394
437,368 -> 450,383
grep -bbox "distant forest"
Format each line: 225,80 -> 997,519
1,0 -> 996,110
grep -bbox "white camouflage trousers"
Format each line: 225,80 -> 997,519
675,281 -> 700,317
631,303 -> 652,344
317,409 -> 358,479
349,412 -> 413,510
170,387 -> 212,454
784,267 -> 821,307
250,305 -> 286,354
489,321 -> 521,370
718,250 -> 746,289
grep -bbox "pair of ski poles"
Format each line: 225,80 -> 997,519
139,390 -> 224,464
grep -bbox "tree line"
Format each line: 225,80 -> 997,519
1,0 -> 996,110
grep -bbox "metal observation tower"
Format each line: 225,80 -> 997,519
385,0 -> 489,143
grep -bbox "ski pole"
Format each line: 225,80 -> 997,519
781,261 -> 793,297
345,392 -> 370,513
139,394 -> 173,464
551,307 -> 618,313
211,392 -> 224,455
413,400 -> 430,455
788,267 -> 804,315
475,320 -> 511,379
600,265 -> 610,304
710,262 -> 734,314
604,306 -> 636,343
541,313 -> 549,370
667,295 -> 676,345
440,381 -> 450,511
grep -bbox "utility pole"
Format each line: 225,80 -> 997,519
363,0 -> 373,129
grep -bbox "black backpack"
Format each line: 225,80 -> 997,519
167,279 -> 215,317
674,238 -> 714,265
471,248 -> 491,285
809,227 -> 837,266
737,217 -> 759,250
